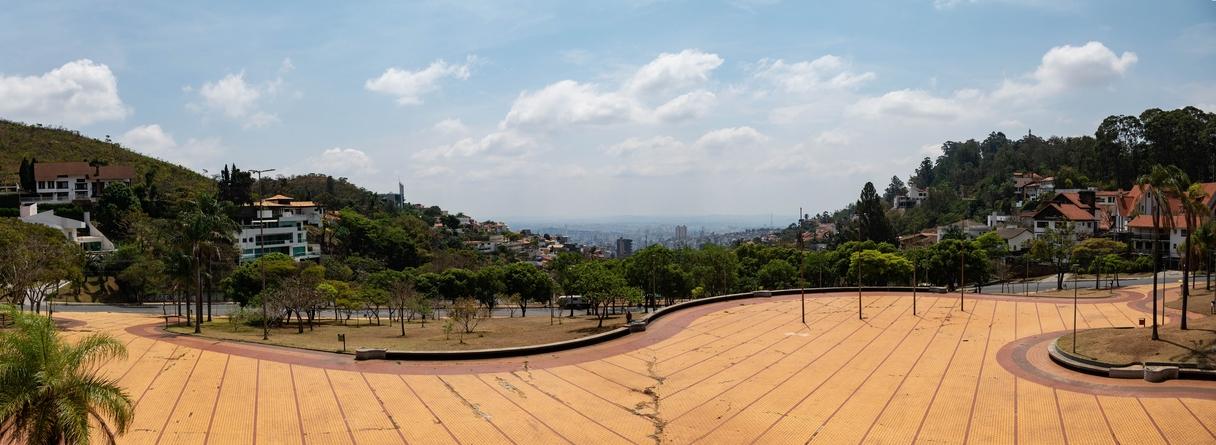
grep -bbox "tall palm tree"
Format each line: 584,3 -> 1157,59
1176,182 -> 1209,329
0,309 -> 133,444
1136,165 -> 1179,341
179,195 -> 238,334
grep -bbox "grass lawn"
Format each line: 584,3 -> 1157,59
1056,315 -> 1215,368
166,312 -> 628,353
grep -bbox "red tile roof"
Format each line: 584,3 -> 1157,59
33,162 -> 135,181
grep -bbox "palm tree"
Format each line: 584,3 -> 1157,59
1136,165 -> 1179,341
0,308 -> 133,444
179,195 -> 238,334
1175,182 -> 1209,329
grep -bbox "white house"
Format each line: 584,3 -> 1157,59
29,162 -> 135,204
1029,192 -> 1098,239
994,227 -> 1034,252
235,195 -> 323,262
18,203 -> 115,252
893,186 -> 928,209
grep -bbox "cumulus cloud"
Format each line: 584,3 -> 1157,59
502,49 -> 724,129
0,59 -> 129,125
433,118 -> 469,135
365,56 -> 477,105
624,49 -> 724,96
312,147 -> 378,176
118,124 -> 224,170
993,41 -> 1137,100
850,41 -> 1135,121
414,130 -> 534,161
193,69 -> 286,128
605,126 -> 767,176
753,55 -> 875,93
849,89 -> 976,121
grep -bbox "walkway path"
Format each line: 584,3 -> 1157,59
63,286 -> 1215,444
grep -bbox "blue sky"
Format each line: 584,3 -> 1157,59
2,0 -> 1213,222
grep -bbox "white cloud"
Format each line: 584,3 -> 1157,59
502,80 -> 640,128
118,124 -> 224,170
605,126 -> 768,176
194,70 -> 284,128
433,118 -> 469,135
653,90 -> 717,122
502,49 -> 724,129
415,130 -> 534,161
365,56 -> 476,105
753,55 -> 875,93
849,89 -> 973,121
993,41 -> 1137,100
625,49 -> 724,96
814,130 -> 852,146
312,147 -> 378,176
0,59 -> 129,125
695,126 -> 768,150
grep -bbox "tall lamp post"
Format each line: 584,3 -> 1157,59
1072,264 -> 1079,353
857,250 -> 863,320
912,260 -> 918,316
251,168 -> 275,341
959,249 -> 965,312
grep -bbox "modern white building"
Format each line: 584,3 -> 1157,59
28,162 -> 134,204
235,195 -> 323,262
18,203 -> 115,252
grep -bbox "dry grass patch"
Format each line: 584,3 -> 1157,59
1012,287 -> 1122,299
1165,288 -> 1215,316
1057,316 -> 1216,368
166,313 -> 627,353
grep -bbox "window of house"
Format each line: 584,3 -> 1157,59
1036,221 -> 1048,228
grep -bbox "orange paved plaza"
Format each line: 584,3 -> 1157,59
67,287 -> 1215,444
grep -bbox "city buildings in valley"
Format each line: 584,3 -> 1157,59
615,237 -> 633,258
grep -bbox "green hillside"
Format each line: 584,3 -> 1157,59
0,119 -> 215,199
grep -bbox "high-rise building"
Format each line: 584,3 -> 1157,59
615,237 -> 633,258
675,225 -> 688,240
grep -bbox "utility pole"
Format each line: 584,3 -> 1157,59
959,249 -> 965,311
912,260 -> 917,316
857,250 -> 863,320
1073,264 -> 1078,353
799,207 -> 806,324
251,168 -> 276,341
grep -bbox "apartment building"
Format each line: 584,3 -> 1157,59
29,162 -> 135,203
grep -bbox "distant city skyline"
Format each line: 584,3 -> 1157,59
1,1 -> 1212,219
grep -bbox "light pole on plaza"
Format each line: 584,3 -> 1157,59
251,168 -> 275,341
1072,263 -> 1079,353
959,249 -> 965,312
912,260 -> 918,316
857,250 -> 863,320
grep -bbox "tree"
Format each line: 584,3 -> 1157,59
501,262 -> 553,317
1030,224 -> 1076,291
1071,238 -> 1126,290
920,239 -> 989,290
449,298 -> 482,342
848,250 -> 913,286
94,182 -> 143,242
882,176 -> 908,203
757,259 -> 797,290
691,245 -> 738,297
473,266 -> 505,312
567,261 -> 639,328
854,182 -> 897,244
911,157 -> 935,188
177,195 -> 238,333
1136,165 -> 1179,340
217,164 -> 254,205
1174,181 -> 1208,328
0,309 -> 133,444
0,219 -> 83,314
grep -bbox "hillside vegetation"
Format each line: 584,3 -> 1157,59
0,119 -> 214,199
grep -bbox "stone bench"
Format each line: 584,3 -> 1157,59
1143,364 -> 1180,383
354,348 -> 386,361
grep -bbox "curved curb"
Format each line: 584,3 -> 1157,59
1048,336 -> 1216,381
377,287 -> 945,361
996,331 -> 1216,399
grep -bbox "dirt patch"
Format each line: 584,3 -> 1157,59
1056,316 -> 1216,368
166,313 -> 625,352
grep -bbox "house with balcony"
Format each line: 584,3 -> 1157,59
1013,172 -> 1054,208
1028,191 -> 1099,239
28,162 -> 135,204
1125,183 -> 1216,261
893,186 -> 928,209
235,195 -> 324,262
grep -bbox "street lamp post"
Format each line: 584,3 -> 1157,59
959,249 -> 965,311
857,250 -> 863,320
251,168 -> 275,341
912,260 -> 917,316
1073,264 -> 1078,353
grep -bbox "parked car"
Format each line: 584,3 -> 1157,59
556,295 -> 589,309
